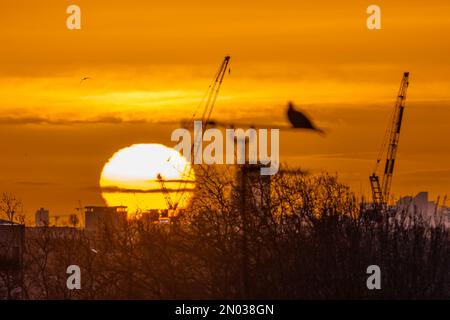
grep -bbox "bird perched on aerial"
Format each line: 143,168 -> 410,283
286,102 -> 324,134
79,77 -> 91,84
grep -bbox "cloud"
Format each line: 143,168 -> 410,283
0,114 -> 175,126
15,181 -> 58,187
100,186 -> 195,194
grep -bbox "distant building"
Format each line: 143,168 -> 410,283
397,192 -> 449,228
158,209 -> 171,224
397,192 -> 435,216
0,219 -> 25,299
68,214 -> 80,227
139,209 -> 160,224
26,225 -> 82,238
35,208 -> 49,227
84,206 -> 127,231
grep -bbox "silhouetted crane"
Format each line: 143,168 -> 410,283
157,173 -> 177,211
173,56 -> 231,208
370,72 -> 409,210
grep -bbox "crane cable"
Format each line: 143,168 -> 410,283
173,57 -> 231,207
160,60 -> 225,209
373,104 -> 396,173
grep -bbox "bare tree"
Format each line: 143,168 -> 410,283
8,166 -> 449,300
0,193 -> 23,222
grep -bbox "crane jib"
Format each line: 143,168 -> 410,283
384,159 -> 395,175
396,106 -> 404,133
369,72 -> 409,208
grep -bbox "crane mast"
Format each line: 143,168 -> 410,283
201,56 -> 231,128
149,57 -> 230,223
370,72 -> 409,209
174,56 -> 231,207
156,56 -> 231,222
157,173 -> 176,211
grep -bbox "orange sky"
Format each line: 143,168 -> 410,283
0,0 -> 449,222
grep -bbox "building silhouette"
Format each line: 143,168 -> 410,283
0,219 -> 25,299
397,192 -> 450,228
35,208 -> 49,227
84,206 -> 127,231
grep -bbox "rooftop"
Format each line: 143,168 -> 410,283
0,219 -> 22,226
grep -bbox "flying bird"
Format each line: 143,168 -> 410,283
286,102 -> 324,134
79,77 -> 91,84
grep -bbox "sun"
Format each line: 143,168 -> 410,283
99,144 -> 195,216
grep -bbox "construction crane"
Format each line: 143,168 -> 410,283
154,56 -> 231,223
157,173 -> 177,211
173,56 -> 231,206
200,55 -> 231,130
369,72 -> 409,209
156,173 -> 175,223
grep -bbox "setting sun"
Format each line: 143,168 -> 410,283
99,143 -> 195,215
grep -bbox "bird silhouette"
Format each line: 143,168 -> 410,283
79,77 -> 91,84
286,102 -> 324,134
